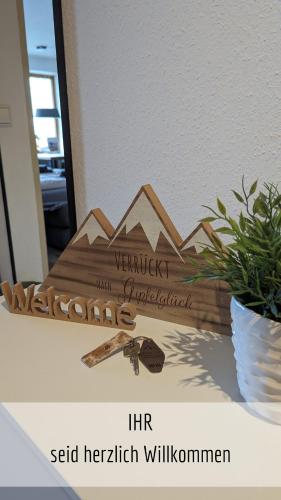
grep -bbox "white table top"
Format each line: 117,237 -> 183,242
2,293 -> 281,499
0,293 -> 241,403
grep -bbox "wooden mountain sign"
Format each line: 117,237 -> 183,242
41,185 -> 231,335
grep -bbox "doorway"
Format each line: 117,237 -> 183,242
22,0 -> 76,269
0,150 -> 16,284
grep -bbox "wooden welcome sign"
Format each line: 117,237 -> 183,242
1,281 -> 136,330
41,185 -> 231,335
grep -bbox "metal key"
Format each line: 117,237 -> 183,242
123,340 -> 140,375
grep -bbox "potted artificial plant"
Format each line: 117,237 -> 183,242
185,179 -> 281,423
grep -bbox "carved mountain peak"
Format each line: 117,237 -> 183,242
70,186 -> 218,258
109,185 -> 184,260
72,208 -> 114,245
180,222 -> 215,254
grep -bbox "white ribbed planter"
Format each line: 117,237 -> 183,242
231,297 -> 281,424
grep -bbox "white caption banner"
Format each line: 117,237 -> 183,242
1,402 -> 281,487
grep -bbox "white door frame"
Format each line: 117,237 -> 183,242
0,0 -> 48,283
0,152 -> 15,283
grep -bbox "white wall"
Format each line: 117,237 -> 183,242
0,0 -> 48,281
28,55 -> 57,74
62,0 -> 281,237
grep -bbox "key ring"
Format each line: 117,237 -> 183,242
125,335 -> 152,347
134,335 -> 151,342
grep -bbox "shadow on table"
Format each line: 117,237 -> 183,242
163,328 -> 243,402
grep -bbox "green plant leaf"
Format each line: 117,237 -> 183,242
200,216 -> 217,223
249,179 -> 258,196
217,198 -> 226,216
252,198 -> 259,215
253,194 -> 268,216
215,227 -> 234,235
232,190 -> 244,203
273,194 -> 281,207
239,212 -> 246,231
228,217 -> 240,233
245,301 -> 266,306
241,267 -> 248,284
202,205 -> 222,218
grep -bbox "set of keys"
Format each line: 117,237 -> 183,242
123,339 -> 141,375
81,331 -> 165,375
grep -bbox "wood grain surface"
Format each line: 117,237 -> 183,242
41,185 -> 231,335
81,331 -> 133,368
0,281 -> 136,331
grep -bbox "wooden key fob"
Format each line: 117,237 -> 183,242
139,339 -> 165,373
81,331 -> 133,368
